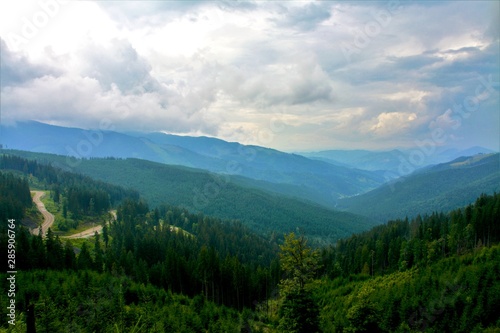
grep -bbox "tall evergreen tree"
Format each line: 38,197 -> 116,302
78,242 -> 94,270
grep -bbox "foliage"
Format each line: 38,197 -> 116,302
0,172 -> 35,272
344,285 -> 382,333
0,172 -> 32,223
316,244 -> 500,332
0,199 -> 281,311
317,192 -> 500,332
279,232 -> 321,294
0,270 -> 243,332
109,199 -> 280,310
278,290 -> 321,333
2,150 -> 500,332
0,154 -> 138,209
4,150 -> 377,243
1,155 -> 137,231
278,233 -> 321,333
322,193 -> 500,278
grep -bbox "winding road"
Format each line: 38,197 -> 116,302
31,191 -> 112,239
31,191 -> 55,238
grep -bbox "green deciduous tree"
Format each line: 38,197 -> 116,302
279,232 -> 320,294
345,286 -> 382,333
278,232 -> 321,333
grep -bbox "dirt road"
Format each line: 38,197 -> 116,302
63,225 -> 103,239
62,210 -> 115,239
31,191 -> 55,237
31,195 -> 114,239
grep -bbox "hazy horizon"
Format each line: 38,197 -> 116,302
1,119 -> 498,156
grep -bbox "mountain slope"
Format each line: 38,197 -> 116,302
4,150 -> 378,242
0,120 -> 222,168
337,153 -> 500,222
137,132 -> 386,203
1,121 -> 385,207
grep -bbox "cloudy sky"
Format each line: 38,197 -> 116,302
1,1 -> 498,151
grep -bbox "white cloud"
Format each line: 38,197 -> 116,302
0,1 -> 498,151
81,38 -> 161,93
368,112 -> 418,137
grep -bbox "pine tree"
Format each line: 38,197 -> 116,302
102,224 -> 109,248
64,240 -> 76,269
94,232 -> 104,272
78,242 -> 94,270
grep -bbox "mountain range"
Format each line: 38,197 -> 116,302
1,121 -> 385,207
301,146 -> 495,173
338,152 -> 500,222
2,120 -> 498,230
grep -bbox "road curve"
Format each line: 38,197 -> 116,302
63,225 -> 103,239
31,196 -> 114,239
62,210 -> 115,239
31,191 -> 55,238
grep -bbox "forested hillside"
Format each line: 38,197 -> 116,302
2,121 -> 386,205
322,193 -> 500,277
3,151 -> 376,243
0,152 -> 499,332
0,155 -> 138,232
0,155 -> 138,207
317,192 -> 500,332
0,173 -> 32,223
0,198 -> 281,306
339,153 -> 500,222
316,245 -> 500,332
137,131 -> 385,200
0,165 -> 282,331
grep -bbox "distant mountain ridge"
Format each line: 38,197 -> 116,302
1,121 -> 385,207
301,146 -> 496,173
3,121 -> 496,222
338,153 -> 500,222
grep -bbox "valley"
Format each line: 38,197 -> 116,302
1,121 -> 386,207
1,2 -> 498,331
3,120 -> 498,231
1,125 -> 499,332
5,150 -> 378,243
338,153 -> 500,222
